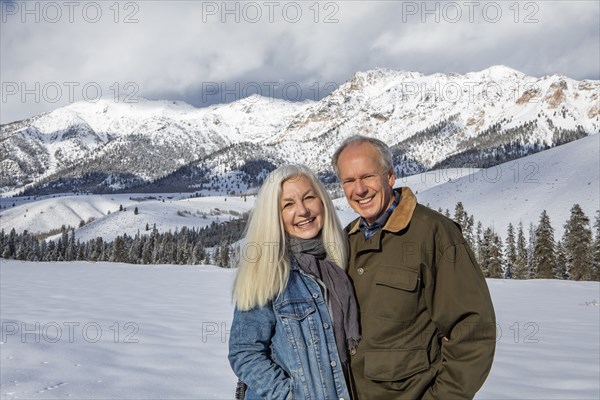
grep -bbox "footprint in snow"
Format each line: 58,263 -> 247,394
37,382 -> 68,393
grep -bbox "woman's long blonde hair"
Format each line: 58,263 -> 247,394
233,165 -> 348,311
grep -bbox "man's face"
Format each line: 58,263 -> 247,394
336,142 -> 396,224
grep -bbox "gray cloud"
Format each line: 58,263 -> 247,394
1,0 -> 598,124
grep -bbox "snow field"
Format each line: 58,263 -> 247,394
1,260 -> 598,399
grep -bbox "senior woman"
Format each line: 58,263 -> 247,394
228,165 -> 360,400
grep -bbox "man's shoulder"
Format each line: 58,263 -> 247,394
412,203 -> 462,234
413,202 -> 450,221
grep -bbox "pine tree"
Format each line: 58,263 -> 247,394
454,202 -> 467,232
15,237 -> 27,260
2,229 -> 16,258
203,250 -> 212,265
192,242 -> 206,265
563,204 -> 593,280
554,240 -> 568,279
141,236 -> 152,264
220,240 -> 231,268
66,229 -> 76,261
476,221 -> 484,265
178,228 -> 190,265
47,240 -> 57,261
58,226 -> 69,259
128,235 -> 142,264
213,246 -> 221,267
505,223 -> 517,279
464,215 -> 475,251
533,210 -> 556,279
527,223 -> 536,278
479,228 -> 494,277
488,232 -> 504,279
112,236 -> 126,263
76,240 -> 85,261
593,210 -> 600,280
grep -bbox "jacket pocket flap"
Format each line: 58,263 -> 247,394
375,266 -> 418,291
274,299 -> 316,320
364,349 -> 429,381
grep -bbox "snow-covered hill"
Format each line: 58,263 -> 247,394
1,66 -> 598,195
416,132 -> 599,238
1,260 -> 598,399
0,193 -> 254,242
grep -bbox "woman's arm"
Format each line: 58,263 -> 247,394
228,304 -> 292,400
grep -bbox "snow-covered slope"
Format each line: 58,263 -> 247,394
1,66 -> 598,194
416,133 -> 599,238
1,260 -> 598,399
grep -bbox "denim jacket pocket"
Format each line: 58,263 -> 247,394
274,298 -> 317,350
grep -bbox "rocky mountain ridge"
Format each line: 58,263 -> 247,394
1,65 -> 597,195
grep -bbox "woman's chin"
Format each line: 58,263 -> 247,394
290,228 -> 321,240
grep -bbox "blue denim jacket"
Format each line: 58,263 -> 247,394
228,258 -> 351,400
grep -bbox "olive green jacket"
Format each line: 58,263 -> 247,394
346,187 -> 496,400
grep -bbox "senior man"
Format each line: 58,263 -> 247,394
333,135 -> 496,400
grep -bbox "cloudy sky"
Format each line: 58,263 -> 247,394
1,0 -> 598,124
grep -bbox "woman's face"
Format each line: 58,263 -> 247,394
280,175 -> 325,239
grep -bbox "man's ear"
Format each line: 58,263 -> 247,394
387,169 -> 396,188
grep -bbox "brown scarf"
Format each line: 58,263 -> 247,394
288,235 -> 361,366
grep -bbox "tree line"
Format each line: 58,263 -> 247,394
449,203 -> 599,281
0,217 -> 247,269
1,203 -> 599,281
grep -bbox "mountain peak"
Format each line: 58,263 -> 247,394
468,65 -> 526,80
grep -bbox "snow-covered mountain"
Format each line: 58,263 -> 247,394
2,133 -> 597,241
1,66 -> 598,195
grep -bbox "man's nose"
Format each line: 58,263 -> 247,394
354,178 -> 368,195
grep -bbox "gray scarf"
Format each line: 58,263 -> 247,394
287,235 -> 361,366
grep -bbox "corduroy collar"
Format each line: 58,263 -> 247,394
348,187 -> 417,235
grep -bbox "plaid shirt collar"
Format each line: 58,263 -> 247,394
359,190 -> 400,240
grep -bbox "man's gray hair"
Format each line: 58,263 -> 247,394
331,135 -> 394,176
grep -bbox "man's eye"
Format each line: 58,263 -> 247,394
342,180 -> 354,186
282,203 -> 292,209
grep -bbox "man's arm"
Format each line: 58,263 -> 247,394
424,242 -> 496,399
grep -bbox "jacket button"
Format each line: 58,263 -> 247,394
350,348 -> 356,356
323,323 -> 330,329
357,267 -> 364,275
312,293 -> 319,299
330,361 -> 337,367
